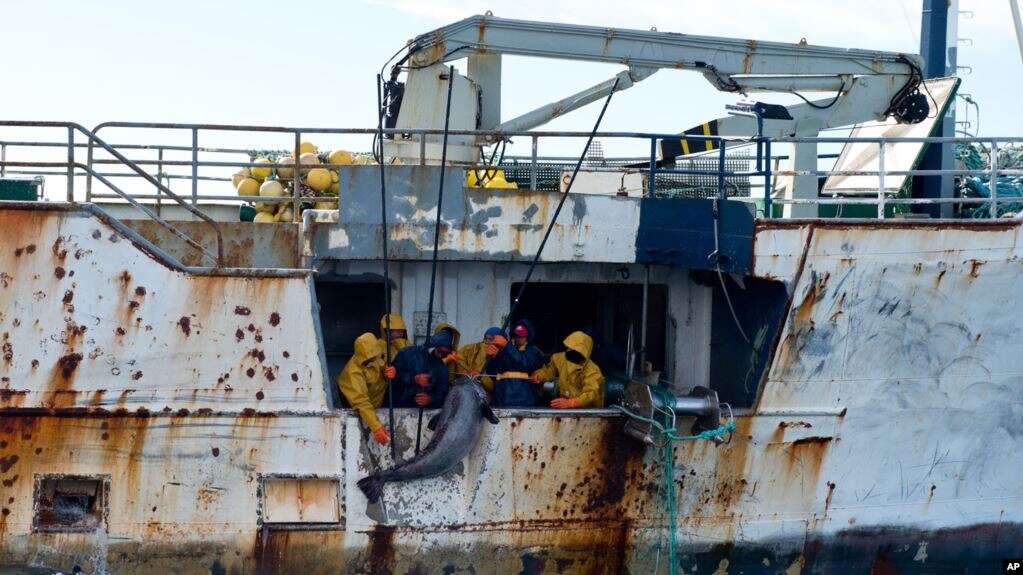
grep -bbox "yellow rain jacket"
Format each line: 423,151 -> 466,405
454,341 -> 494,392
533,331 -> 605,408
379,313 -> 410,360
337,333 -> 388,432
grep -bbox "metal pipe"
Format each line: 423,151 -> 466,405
1,143 -> 6,177
66,127 -> 74,202
648,138 -> 657,197
191,128 -> 199,205
990,140 -> 1000,218
156,148 -> 164,217
530,135 -> 538,190
293,132 -> 302,223
763,138 -> 772,218
877,141 -> 886,219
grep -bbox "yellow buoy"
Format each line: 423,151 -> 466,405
259,180 -> 285,197
236,177 -> 260,197
253,211 -> 277,223
276,206 -> 295,222
251,158 -> 272,179
298,152 -> 320,175
327,149 -> 354,165
276,156 -> 294,180
299,141 -> 318,155
232,168 -> 251,188
314,200 -> 338,210
305,168 -> 331,192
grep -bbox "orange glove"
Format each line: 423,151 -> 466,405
550,397 -> 581,409
372,427 -> 390,445
414,373 -> 431,387
383,365 -> 396,380
414,393 -> 432,407
530,372 -> 543,385
486,335 -> 508,357
443,351 -> 460,366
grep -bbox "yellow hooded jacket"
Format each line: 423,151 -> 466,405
455,340 -> 494,391
379,313 -> 410,360
337,333 -> 388,432
533,331 -> 605,408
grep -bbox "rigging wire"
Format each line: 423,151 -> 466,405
375,74 -> 397,460
416,64 -> 457,456
502,77 -> 621,332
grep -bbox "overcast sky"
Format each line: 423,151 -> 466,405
1,0 -> 1018,169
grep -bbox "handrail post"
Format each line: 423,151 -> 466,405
191,128 -> 199,205
877,141 -> 886,220
990,140 -> 999,219
530,135 -> 538,190
763,138 -> 772,219
717,140 -> 727,200
1,143 -> 6,177
293,132 -> 302,223
85,135 -> 94,201
419,133 -> 426,166
66,127 -> 75,202
156,147 -> 164,217
648,137 -> 657,197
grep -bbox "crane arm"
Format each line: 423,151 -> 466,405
406,14 -> 922,91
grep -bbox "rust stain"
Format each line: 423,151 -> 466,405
968,259 -> 984,279
235,306 -> 252,316
178,316 -> 191,336
269,312 -> 281,327
366,525 -> 396,575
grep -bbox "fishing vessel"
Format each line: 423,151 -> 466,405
1,9 -> 1021,574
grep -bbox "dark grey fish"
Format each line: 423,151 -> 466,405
357,378 -> 499,503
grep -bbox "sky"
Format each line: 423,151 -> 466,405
1,0 -> 1019,197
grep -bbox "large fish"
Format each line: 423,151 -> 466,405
357,377 -> 500,503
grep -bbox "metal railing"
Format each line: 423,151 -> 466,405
0,122 -> 229,267
3,120 -> 1023,222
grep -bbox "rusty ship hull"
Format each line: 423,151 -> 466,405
0,192 -> 1022,574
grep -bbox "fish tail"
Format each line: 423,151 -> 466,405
357,473 -> 387,504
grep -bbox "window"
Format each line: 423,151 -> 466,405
258,476 -> 342,525
704,273 -> 788,408
508,282 -> 668,404
315,277 -> 387,406
33,475 -> 108,532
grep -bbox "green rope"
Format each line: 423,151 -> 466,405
614,395 -> 736,574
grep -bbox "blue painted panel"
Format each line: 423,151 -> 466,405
635,197 -> 754,274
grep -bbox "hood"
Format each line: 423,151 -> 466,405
379,313 -> 407,338
510,318 -> 536,344
352,332 -> 384,364
563,331 -> 593,360
433,322 -> 461,350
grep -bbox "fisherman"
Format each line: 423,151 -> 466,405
387,323 -> 459,408
379,313 -> 410,360
337,333 -> 391,445
452,326 -> 505,390
530,331 -> 604,409
485,321 -> 545,407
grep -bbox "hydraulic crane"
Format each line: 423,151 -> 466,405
381,14 -> 929,210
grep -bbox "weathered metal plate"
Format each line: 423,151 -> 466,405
0,208 -> 327,414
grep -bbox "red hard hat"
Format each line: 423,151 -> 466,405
513,325 -> 528,337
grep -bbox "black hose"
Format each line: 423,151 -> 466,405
503,77 -> 620,332
376,74 -> 397,461
417,65 -> 456,456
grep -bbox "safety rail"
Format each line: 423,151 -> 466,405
0,121 -> 226,267
3,121 -> 1023,221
